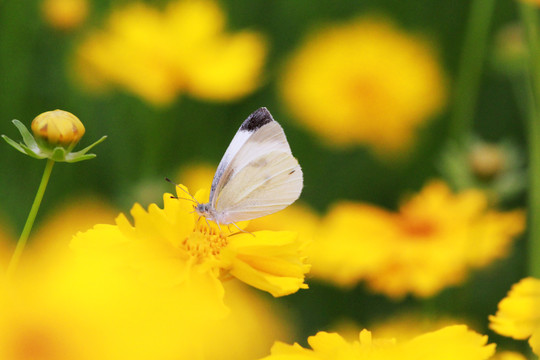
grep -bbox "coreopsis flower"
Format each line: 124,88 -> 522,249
439,137 -> 525,203
71,185 -> 310,298
206,280 -> 295,360
0,198 -> 295,359
41,0 -> 88,30
258,325 -> 495,360
0,238 -> 213,360
309,181 -> 525,298
490,277 -> 540,356
74,0 -> 267,105
280,18 -> 446,154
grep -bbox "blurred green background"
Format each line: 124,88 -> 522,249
0,0 -> 529,350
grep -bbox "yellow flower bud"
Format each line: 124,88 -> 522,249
42,0 -> 89,30
31,110 -> 85,149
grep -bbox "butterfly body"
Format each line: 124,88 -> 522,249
195,107 -> 303,226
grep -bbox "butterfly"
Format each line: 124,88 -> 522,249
193,107 -> 303,228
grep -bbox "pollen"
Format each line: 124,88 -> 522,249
181,222 -> 229,261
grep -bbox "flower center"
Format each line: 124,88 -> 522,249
396,215 -> 437,239
181,222 -> 228,262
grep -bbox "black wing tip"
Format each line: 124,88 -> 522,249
240,107 -> 274,132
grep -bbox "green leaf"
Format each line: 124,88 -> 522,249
2,135 -> 28,155
69,135 -> 108,158
12,119 -> 38,151
65,154 -> 97,163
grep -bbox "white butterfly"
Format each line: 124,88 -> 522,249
194,107 -> 303,227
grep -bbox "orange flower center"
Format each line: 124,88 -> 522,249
396,215 -> 437,239
181,222 -> 229,262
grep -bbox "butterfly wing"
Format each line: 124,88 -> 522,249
214,151 -> 303,223
209,108 -> 292,206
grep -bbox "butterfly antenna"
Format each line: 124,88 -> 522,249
169,195 -> 197,203
165,177 -> 199,204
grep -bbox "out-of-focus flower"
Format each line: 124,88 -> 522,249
440,137 -> 526,204
41,0 -> 89,30
71,186 -> 310,298
259,326 -> 495,360
491,351 -> 529,360
0,219 -> 15,272
2,110 -> 106,162
0,196 -> 295,358
519,0 -> 540,7
207,280 -> 295,360
346,312 -> 467,342
309,181 -> 525,298
493,23 -> 526,76
280,18 -> 446,154
245,202 -> 320,248
176,162 -> 217,194
490,277 -> 540,356
74,0 -> 267,106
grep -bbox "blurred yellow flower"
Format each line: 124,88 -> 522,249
360,313 -> 467,342
259,326 -> 494,360
491,351 -> 529,360
177,162 -> 217,194
71,186 -> 310,298
207,280 -> 295,360
490,277 -> 540,356
309,181 -> 525,298
280,18 -> 446,154
0,197 -> 295,359
74,0 -> 267,105
246,202 -> 320,246
41,0 -> 88,30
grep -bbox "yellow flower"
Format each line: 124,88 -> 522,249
74,0 -> 267,105
206,280 -> 295,360
309,181 -> 525,298
71,186 -> 310,298
489,277 -> 540,356
259,326 -> 495,360
41,0 -> 88,30
333,312 -> 468,343
491,351 -> 529,360
177,162 -> 217,194
0,196 -> 296,358
280,18 -> 446,154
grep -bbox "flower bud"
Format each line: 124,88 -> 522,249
468,143 -> 505,181
31,110 -> 85,150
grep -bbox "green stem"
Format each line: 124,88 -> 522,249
6,159 -> 55,278
519,3 -> 540,278
449,0 -> 496,140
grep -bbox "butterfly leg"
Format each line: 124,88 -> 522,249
229,222 -> 255,237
